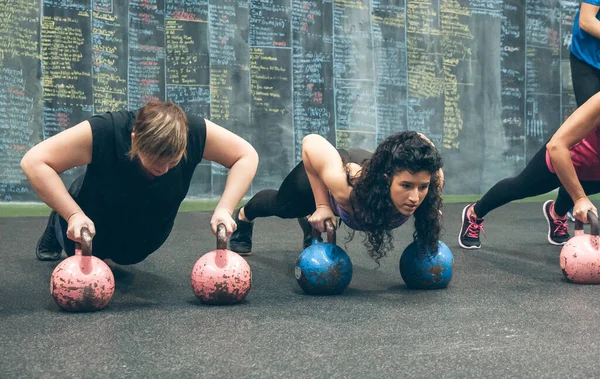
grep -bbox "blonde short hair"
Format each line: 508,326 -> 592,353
129,101 -> 188,162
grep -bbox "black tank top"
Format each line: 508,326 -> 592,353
338,148 -> 372,165
71,110 -> 207,259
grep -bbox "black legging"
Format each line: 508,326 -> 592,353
244,148 -> 372,221
244,161 -> 316,220
571,52 -> 600,108
474,145 -> 600,218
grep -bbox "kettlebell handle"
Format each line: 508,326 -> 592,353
310,219 -> 336,245
574,210 -> 600,236
74,227 -> 93,257
217,223 -> 227,250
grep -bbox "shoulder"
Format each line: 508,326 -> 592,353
186,115 -> 208,164
187,114 -> 207,137
88,111 -> 134,163
89,110 -> 134,131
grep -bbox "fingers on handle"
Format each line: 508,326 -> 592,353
216,223 -> 227,249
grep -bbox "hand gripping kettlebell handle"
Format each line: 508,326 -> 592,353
310,219 -> 337,245
574,210 -> 599,236
217,223 -> 227,250
325,219 -> 336,245
74,227 -> 92,257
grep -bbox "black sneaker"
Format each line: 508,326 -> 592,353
297,217 -> 323,249
543,200 -> 570,245
229,208 -> 254,256
458,204 -> 484,249
36,211 -> 62,261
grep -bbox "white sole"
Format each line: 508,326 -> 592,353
458,204 -> 481,249
542,200 -> 566,246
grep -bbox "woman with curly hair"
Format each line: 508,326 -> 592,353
228,131 -> 444,265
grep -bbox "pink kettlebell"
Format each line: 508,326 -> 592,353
50,227 -> 115,311
560,211 -> 600,284
191,223 -> 252,305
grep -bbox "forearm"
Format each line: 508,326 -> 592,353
548,147 -> 587,202
21,161 -> 82,220
214,153 -> 259,214
580,14 -> 600,39
302,150 -> 332,209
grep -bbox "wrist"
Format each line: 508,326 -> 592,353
214,207 -> 233,216
66,210 -> 83,222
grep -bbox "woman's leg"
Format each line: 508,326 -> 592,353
473,148 -> 560,217
243,161 -> 316,220
459,146 -> 561,248
230,161 -> 317,254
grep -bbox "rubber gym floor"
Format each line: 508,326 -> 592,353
2,201 -> 600,378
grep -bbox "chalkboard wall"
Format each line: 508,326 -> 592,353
0,0 -> 579,201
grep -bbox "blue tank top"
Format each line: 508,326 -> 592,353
571,2 -> 600,70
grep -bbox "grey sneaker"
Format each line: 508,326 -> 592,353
542,200 -> 570,245
458,204 -> 484,249
229,209 -> 254,256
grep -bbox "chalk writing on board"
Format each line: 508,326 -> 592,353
500,0 -> 525,165
208,0 -> 251,194
0,1 -> 40,60
41,6 -> 93,139
165,1 -> 210,117
333,0 -> 375,150
93,0 -> 112,13
250,45 -> 294,188
128,0 -> 165,109
0,0 -> 585,201
249,0 -> 291,47
524,0 -> 561,161
372,0 -> 407,142
93,7 -> 127,113
441,0 -> 472,149
0,68 -> 35,191
292,0 -> 334,161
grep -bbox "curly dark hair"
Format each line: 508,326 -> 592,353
346,131 -> 443,264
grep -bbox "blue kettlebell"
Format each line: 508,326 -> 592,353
400,240 -> 453,289
295,220 -> 353,295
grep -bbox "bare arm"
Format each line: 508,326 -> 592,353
302,134 -> 351,231
579,3 -> 600,39
20,121 -> 93,222
547,93 -> 600,221
202,119 -> 259,234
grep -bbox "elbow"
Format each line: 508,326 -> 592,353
20,152 -> 35,176
580,18 -> 589,34
546,138 -> 561,153
20,151 -> 47,179
302,134 -> 322,145
248,148 -> 259,172
546,139 -> 565,160
239,143 -> 259,173
301,134 -> 320,155
580,18 -> 594,35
